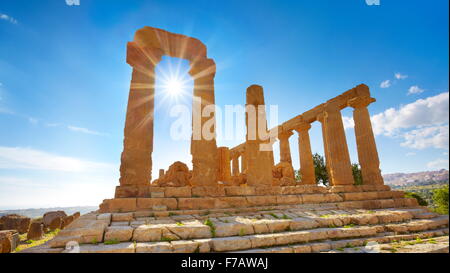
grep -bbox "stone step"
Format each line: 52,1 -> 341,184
230,228 -> 449,253
101,187 -> 411,213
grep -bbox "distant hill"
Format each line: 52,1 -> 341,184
383,169 -> 449,186
0,206 -> 98,219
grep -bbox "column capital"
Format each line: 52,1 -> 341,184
189,58 -> 216,78
278,130 -> 293,140
294,122 -> 311,133
316,113 -> 325,123
348,96 -> 376,109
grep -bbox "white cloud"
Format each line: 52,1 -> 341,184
342,116 -> 355,129
408,85 -> 425,95
380,80 -> 391,88
67,125 -> 106,136
343,92 -> 449,151
405,152 -> 416,156
395,73 -> 408,80
371,92 -> 449,136
0,13 -> 18,24
401,125 -> 449,150
0,146 -> 116,172
427,158 -> 449,170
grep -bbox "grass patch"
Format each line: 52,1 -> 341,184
104,239 -> 120,245
176,222 -> 184,226
204,218 -> 216,237
281,214 -> 291,220
14,229 -> 60,253
269,213 -> 280,219
343,224 -> 355,229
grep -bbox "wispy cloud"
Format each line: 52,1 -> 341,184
380,80 -> 391,88
0,13 -> 18,24
427,158 -> 449,170
0,146 -> 116,172
67,125 -> 107,136
395,73 -> 408,80
408,85 -> 425,95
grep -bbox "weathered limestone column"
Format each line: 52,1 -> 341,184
278,131 -> 293,164
217,147 -> 232,182
119,44 -> 162,187
294,123 -> 316,185
349,96 -> 384,185
189,58 -> 219,186
319,103 -> 354,185
231,155 -> 240,176
245,85 -> 273,186
241,151 -> 247,174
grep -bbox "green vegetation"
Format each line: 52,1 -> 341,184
310,153 -> 364,186
393,181 -> 448,213
352,163 -> 363,185
432,185 -> 449,214
204,218 -> 216,237
404,192 -> 428,206
176,222 -> 184,226
313,153 -> 329,186
14,229 -> 60,252
104,238 -> 120,245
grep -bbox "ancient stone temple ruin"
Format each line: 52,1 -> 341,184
37,27 -> 448,253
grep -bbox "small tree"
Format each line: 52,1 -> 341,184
432,185 -> 449,215
352,163 -> 363,185
313,153 -> 329,186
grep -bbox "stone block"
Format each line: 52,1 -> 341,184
246,196 -> 277,206
136,242 -> 172,253
214,197 -> 248,209
151,192 -> 165,198
212,237 -> 252,252
254,186 -> 281,195
104,226 -> 134,242
192,186 -> 225,197
178,198 -> 216,210
224,186 -> 255,196
112,212 -> 134,222
165,187 -> 192,198
132,225 -> 162,242
136,198 -> 177,210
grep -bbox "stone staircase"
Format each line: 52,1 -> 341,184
24,185 -> 449,253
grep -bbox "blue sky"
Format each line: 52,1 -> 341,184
0,0 -> 448,209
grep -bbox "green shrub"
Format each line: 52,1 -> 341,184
404,191 -> 428,206
432,185 -> 449,214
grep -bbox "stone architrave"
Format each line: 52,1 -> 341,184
244,85 -> 273,186
294,122 -> 316,184
349,94 -> 384,185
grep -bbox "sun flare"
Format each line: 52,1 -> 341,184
165,78 -> 184,96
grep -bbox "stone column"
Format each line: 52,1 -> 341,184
349,96 -> 384,185
245,85 -> 273,186
318,103 -> 354,185
119,44 -> 162,187
241,151 -> 247,174
217,147 -> 232,182
294,123 -> 316,185
231,156 -> 239,176
189,58 -> 219,186
278,131 -> 293,164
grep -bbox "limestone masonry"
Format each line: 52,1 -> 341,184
31,27 -> 448,253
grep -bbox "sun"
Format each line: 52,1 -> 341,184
165,78 -> 184,96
